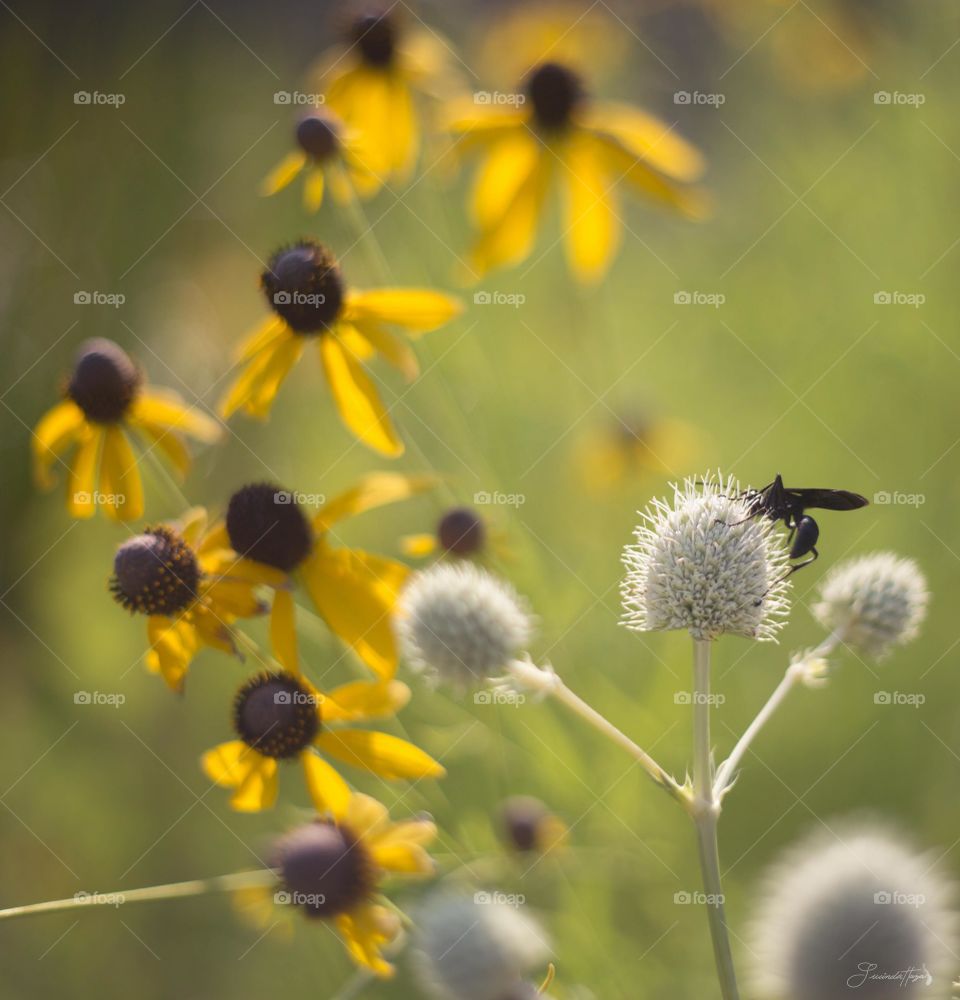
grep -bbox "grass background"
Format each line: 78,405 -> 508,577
1,1 -> 959,997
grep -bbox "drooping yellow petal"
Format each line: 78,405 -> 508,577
469,129 -> 542,228
314,729 -> 445,780
32,400 -> 85,489
66,426 -> 103,519
270,589 -> 298,673
131,389 -> 221,443
400,533 -> 438,558
221,333 -> 304,421
351,321 -> 419,380
98,426 -> 145,522
146,615 -> 198,691
231,755 -> 278,812
133,419 -> 192,479
319,335 -> 403,456
235,317 -> 288,364
314,471 -> 435,530
324,679 -> 411,723
385,73 -> 419,179
301,544 -> 408,677
335,903 -> 398,978
343,289 -> 463,336
336,322 -> 376,361
202,740 -> 258,787
303,167 -> 326,212
583,101 -> 706,182
344,792 -> 390,839
561,132 -> 620,285
300,751 -> 351,820
260,150 -> 307,196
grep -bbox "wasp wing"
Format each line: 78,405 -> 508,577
783,488 -> 869,511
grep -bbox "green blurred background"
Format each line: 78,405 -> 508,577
1,1 -> 959,997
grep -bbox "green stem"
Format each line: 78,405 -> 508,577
0,869 -> 278,922
691,638 -> 740,1000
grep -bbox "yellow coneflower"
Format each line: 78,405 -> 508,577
243,794 -> 437,976
313,8 -> 457,180
219,239 -> 462,456
109,508 -> 278,692
448,62 -> 708,283
401,504 -> 501,560
221,474 -> 432,678
574,410 -> 702,492
33,338 -> 220,521
201,670 -> 444,814
261,107 -> 382,211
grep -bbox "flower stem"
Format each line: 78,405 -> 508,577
0,869 -> 278,923
713,629 -> 845,797
691,638 -> 740,1000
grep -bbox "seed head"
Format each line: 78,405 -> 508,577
621,473 -> 791,642
397,564 -> 533,688
813,552 -> 929,658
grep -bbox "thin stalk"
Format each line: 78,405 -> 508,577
691,638 -> 740,1000
0,869 -> 279,922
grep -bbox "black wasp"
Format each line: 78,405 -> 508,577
729,474 -> 869,576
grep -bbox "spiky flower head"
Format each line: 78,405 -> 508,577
813,552 -> 929,659
411,891 -> 550,1000
397,564 -> 533,689
750,823 -> 957,999
621,473 -> 791,642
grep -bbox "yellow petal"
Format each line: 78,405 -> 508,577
133,419 -> 192,479
131,389 -> 221,443
260,150 -> 307,196
344,792 -> 390,838
400,533 -> 438,558
351,321 -> 419,380
32,400 -> 84,489
314,729 -> 445,780
324,679 -> 411,722
561,133 -> 620,285
315,472 -> 435,530
146,615 -> 198,691
370,840 -> 434,874
335,904 -> 398,978
371,817 -> 437,850
201,740 -> 258,787
301,544 -> 408,678
336,321 -> 377,361
270,589 -> 298,673
66,426 -> 102,519
319,335 -> 403,456
231,755 -> 278,812
235,317 -> 288,364
221,334 -> 303,421
343,289 -> 463,335
303,167 -> 326,212
469,130 -> 541,228
300,752 -> 351,819
99,426 -> 145,522
584,101 -> 706,181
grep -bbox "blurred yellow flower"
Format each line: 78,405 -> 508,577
448,62 -> 708,283
401,504 -> 508,562
313,8 -> 458,181
201,670 -> 444,814
33,338 -> 220,521
261,108 -> 382,211
220,240 -> 462,456
241,793 -> 437,976
222,474 -> 433,678
109,507 -> 276,692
